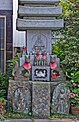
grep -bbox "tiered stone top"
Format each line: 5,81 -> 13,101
19,0 -> 60,4
17,0 -> 64,30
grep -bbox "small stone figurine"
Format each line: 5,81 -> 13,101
35,53 -> 40,66
41,53 -> 47,66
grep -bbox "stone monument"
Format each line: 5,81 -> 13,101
8,0 -> 70,118
16,0 -> 64,82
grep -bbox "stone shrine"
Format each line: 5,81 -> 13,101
8,0 -> 70,119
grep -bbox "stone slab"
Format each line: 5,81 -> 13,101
34,119 -> 76,122
19,0 -> 60,4
8,80 -> 32,114
32,82 -> 50,118
27,30 -> 52,54
23,17 -> 56,20
19,6 -> 62,17
16,19 -> 64,30
0,119 -> 76,122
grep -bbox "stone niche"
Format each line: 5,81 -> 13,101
32,82 -> 50,118
8,80 -> 32,114
27,30 -> 52,54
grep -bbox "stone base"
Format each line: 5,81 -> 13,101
32,82 -> 50,118
8,80 -> 32,114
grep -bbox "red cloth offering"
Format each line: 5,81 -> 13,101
51,73 -> 57,79
42,54 -> 46,59
23,62 -> 31,69
36,54 -> 40,59
50,62 -> 57,69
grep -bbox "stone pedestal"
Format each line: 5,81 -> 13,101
8,80 -> 32,114
32,82 -> 50,118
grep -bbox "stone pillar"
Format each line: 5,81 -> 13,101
32,82 -> 50,118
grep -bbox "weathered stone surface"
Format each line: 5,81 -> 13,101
23,17 -> 56,20
34,119 -> 76,122
32,66 -> 50,81
19,0 -> 60,4
8,80 -> 32,114
16,19 -> 64,30
51,83 -> 70,114
27,30 -> 52,54
50,81 -> 62,96
32,82 -> 50,118
19,6 -> 62,17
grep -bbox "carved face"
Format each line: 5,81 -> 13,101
33,35 -> 46,53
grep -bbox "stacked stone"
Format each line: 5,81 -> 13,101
17,0 -> 64,81
15,0 -> 65,118
17,0 -> 63,30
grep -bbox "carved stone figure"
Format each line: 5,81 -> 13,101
13,87 -> 31,113
33,35 -> 46,54
41,54 -> 47,66
12,60 -> 31,80
52,83 -> 70,114
34,54 -> 41,66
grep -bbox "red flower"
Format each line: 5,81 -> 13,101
36,54 -> 40,59
42,54 -> 46,59
73,83 -> 77,86
68,93 -> 75,98
51,73 -> 57,79
23,62 -> 31,69
50,62 -> 57,69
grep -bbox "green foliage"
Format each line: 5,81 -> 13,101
0,73 -> 8,99
53,0 -> 79,74
66,71 -> 79,107
53,0 -> 79,107
4,112 -> 32,119
50,113 -> 75,119
6,57 -> 19,77
0,98 -> 6,121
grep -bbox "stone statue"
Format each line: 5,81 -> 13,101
52,83 -> 70,114
41,53 -> 47,66
12,60 -> 31,80
34,54 -> 40,66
